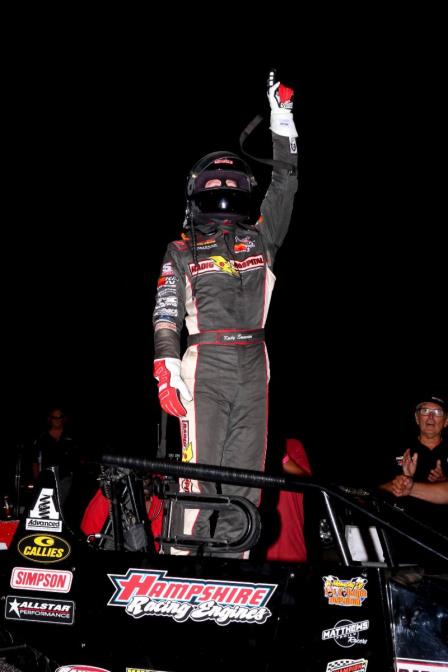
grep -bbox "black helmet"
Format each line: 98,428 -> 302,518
185,151 -> 257,226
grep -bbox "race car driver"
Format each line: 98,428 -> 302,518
153,71 -> 299,556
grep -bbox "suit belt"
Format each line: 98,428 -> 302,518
187,329 -> 265,346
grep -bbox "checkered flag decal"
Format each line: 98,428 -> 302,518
326,660 -> 368,672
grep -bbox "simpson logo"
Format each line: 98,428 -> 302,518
17,534 -> 71,564
5,595 -> 75,625
326,660 -> 368,672
56,667 -> 111,672
322,619 -> 369,648
396,660 -> 448,672
108,568 -> 277,626
323,576 -> 368,607
11,567 -> 73,593
26,488 -> 62,532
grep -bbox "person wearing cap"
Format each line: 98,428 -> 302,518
380,394 -> 448,534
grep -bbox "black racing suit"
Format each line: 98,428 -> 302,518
153,132 -> 298,554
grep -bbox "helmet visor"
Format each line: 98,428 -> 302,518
192,189 -> 251,217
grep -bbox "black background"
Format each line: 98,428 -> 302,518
3,15 -> 447,483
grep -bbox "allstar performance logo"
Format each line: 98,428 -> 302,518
322,619 -> 369,648
11,566 -> 73,593
26,488 -> 62,532
108,568 -> 277,626
5,594 -> 75,624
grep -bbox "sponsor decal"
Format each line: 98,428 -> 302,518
323,576 -> 368,607
233,255 -> 264,272
395,660 -> 448,672
155,296 -> 177,308
10,567 -> 73,593
234,235 -> 256,253
17,534 -> 71,564
126,669 -> 165,672
326,660 -> 368,672
108,568 -> 277,626
322,619 -> 369,647
196,238 -> 217,249
180,478 -> 192,493
396,455 -> 404,467
26,488 -> 63,532
5,595 -> 75,625
56,667 -> 111,672
161,262 -> 173,275
189,254 -> 264,277
157,275 -> 176,288
154,321 -> 176,332
181,420 -> 193,463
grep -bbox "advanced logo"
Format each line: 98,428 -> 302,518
5,595 -> 75,625
11,566 -> 73,593
323,576 -> 368,607
26,488 -> 62,532
108,568 -> 277,626
326,660 -> 368,672
322,619 -> 369,648
17,534 -> 71,564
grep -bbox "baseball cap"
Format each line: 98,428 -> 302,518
415,394 -> 448,413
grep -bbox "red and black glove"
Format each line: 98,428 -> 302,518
153,358 -> 192,417
268,70 -> 298,140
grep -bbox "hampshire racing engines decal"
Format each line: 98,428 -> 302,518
107,568 -> 277,626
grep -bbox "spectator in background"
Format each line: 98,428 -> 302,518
266,437 -> 312,562
31,404 -> 82,529
379,393 -> 448,534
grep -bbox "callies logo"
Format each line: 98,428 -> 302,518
108,568 -> 277,626
26,488 -> 62,532
11,567 -> 73,593
17,534 -> 71,564
5,595 -> 75,625
326,660 -> 368,672
323,576 -> 368,607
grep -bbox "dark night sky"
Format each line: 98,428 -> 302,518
4,21 -> 447,481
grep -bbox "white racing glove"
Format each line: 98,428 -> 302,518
268,70 -> 298,145
153,357 -> 192,417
